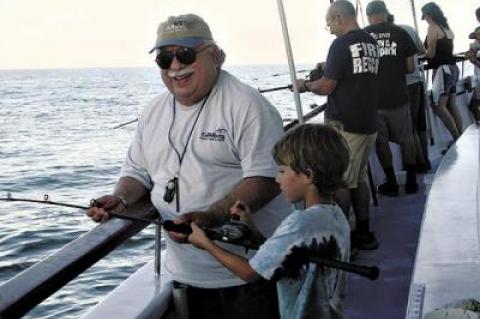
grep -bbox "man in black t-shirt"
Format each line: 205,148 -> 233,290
364,0 -> 419,196
295,0 -> 380,251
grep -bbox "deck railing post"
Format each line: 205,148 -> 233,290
276,0 -> 304,124
155,225 -> 161,277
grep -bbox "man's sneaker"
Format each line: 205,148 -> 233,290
350,247 -> 359,260
416,163 -> 430,174
405,182 -> 419,194
352,231 -> 379,250
377,182 -> 399,197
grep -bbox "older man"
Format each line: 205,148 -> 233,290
296,0 -> 380,251
88,14 -> 290,319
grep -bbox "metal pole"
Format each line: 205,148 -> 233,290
276,0 -> 304,123
357,0 -> 366,27
155,225 -> 161,277
410,0 -> 419,33
411,0 -> 434,145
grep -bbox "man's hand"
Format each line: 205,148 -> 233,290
86,195 -> 126,223
230,201 -> 265,244
293,79 -> 308,93
466,49 -> 476,64
229,200 -> 252,221
167,211 -> 217,243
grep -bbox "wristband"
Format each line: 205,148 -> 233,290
116,195 -> 128,208
304,81 -> 310,92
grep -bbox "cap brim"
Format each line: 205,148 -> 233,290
148,37 -> 205,54
366,9 -> 389,16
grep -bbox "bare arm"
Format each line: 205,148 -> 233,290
425,24 -> 438,58
181,176 -> 281,227
417,44 -> 427,56
188,223 -> 261,282
87,176 -> 149,222
113,176 -> 150,205
406,55 -> 415,74
295,77 -> 337,96
168,177 -> 280,242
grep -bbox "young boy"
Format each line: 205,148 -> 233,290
188,124 -> 351,319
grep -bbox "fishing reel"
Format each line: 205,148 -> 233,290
205,219 -> 253,245
163,217 -> 261,251
308,63 -> 324,81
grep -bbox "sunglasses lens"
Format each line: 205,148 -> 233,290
176,47 -> 196,65
155,46 -> 206,69
156,51 -> 174,69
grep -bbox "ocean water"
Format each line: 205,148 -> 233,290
0,65 -> 322,318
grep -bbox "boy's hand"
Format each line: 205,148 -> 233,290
188,222 -> 212,249
168,211 -> 216,243
230,200 -> 266,245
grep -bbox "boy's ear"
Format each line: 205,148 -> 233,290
303,169 -> 315,184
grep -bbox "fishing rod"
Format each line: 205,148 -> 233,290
163,218 -> 379,280
113,118 -> 138,129
284,103 -> 327,131
0,194 -> 259,249
258,64 -> 324,93
251,69 -> 309,81
311,256 -> 379,280
258,84 -> 293,93
1,194 -> 379,279
0,193 -> 158,225
115,65 -> 324,128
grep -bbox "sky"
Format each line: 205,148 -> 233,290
0,0 -> 478,70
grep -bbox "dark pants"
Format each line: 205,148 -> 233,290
407,81 -> 427,132
184,279 -> 279,319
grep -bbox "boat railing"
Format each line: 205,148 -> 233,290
405,124 -> 480,318
0,196 -> 157,319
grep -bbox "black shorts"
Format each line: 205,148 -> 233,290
182,279 -> 279,319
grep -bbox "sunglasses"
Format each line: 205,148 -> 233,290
155,45 -> 212,69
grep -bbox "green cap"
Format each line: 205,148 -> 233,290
149,14 -> 213,53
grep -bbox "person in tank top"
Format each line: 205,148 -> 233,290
421,2 -> 463,142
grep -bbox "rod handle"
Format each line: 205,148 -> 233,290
162,220 -> 192,234
310,256 -> 380,281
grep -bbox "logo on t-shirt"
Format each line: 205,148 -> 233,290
200,128 -> 227,141
349,42 -> 379,74
369,32 -> 398,57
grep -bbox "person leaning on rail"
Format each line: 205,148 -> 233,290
466,27 -> 480,123
294,0 -> 380,251
87,13 -> 292,319
421,2 -> 463,143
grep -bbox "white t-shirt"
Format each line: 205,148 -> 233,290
121,70 -> 292,287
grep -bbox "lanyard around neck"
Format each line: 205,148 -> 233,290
167,90 -> 212,168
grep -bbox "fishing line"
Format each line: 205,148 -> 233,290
113,118 -> 138,129
0,193 -> 159,225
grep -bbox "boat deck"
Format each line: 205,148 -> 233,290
344,172 -> 431,319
